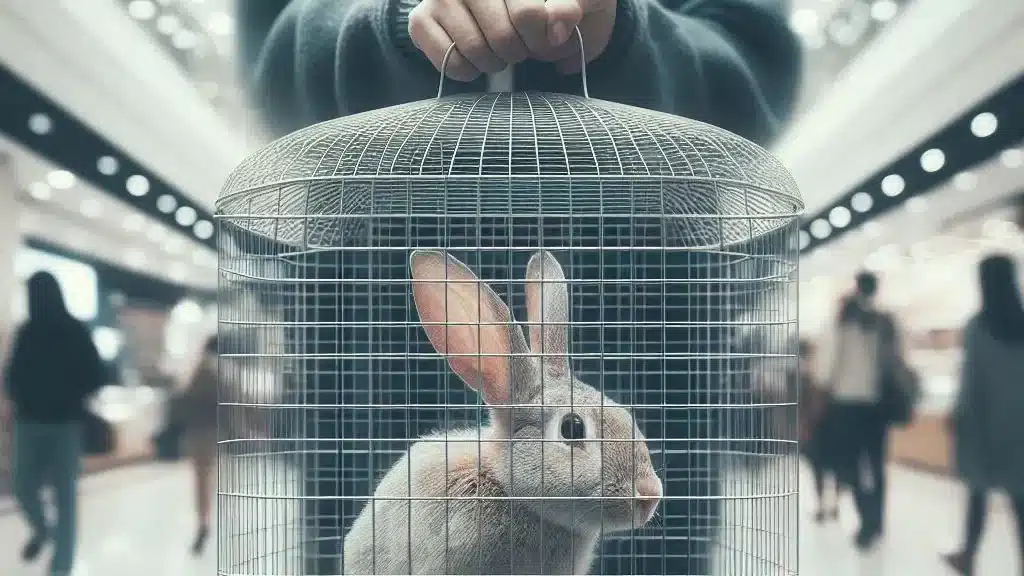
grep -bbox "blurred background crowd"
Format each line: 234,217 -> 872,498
0,0 -> 1021,575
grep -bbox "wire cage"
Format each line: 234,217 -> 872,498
215,48 -> 803,576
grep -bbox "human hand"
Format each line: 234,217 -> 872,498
408,0 -> 617,82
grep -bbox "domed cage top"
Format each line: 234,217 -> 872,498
215,80 -> 803,576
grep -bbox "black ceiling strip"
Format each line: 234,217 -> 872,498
801,71 -> 1024,254
0,62 -> 217,251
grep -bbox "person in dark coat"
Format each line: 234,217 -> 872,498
943,254 -> 1024,576
3,271 -> 105,576
797,339 -> 841,523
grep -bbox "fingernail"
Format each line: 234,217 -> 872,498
549,21 -> 568,46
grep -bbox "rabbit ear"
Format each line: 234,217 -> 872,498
411,250 -> 529,407
525,251 -> 569,378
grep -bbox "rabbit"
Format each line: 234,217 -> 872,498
342,249 -> 663,575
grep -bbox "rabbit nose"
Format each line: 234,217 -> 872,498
637,475 -> 663,501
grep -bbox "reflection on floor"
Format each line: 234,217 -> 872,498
0,462 -> 1017,575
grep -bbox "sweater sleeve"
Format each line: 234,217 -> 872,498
582,0 -> 802,145
239,0 -> 801,145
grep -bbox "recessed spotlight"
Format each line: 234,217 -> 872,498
809,218 -> 831,239
28,113 -> 53,135
953,171 -> 977,191
970,112 -> 998,137
156,14 -> 181,35
1001,148 -> 1023,169
80,199 -> 103,219
870,0 -> 898,22
193,220 -> 214,240
127,0 -> 157,20
208,12 -> 234,36
172,29 -> 199,50
920,148 -> 945,173
789,9 -> 819,36
906,197 -> 928,214
881,174 -> 905,197
156,194 -> 178,214
126,174 -> 150,197
827,20 -> 859,47
47,170 -> 76,190
97,156 -> 120,176
146,225 -> 167,242
851,192 -> 874,213
28,182 -> 51,201
176,206 -> 198,226
828,206 -> 852,228
798,230 -> 811,250
124,214 -> 145,231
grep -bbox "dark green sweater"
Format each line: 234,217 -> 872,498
238,0 -> 801,145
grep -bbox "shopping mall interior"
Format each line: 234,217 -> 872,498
0,0 -> 1022,575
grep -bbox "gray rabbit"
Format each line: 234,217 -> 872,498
343,250 -> 662,575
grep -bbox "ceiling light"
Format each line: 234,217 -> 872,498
146,225 -> 167,242
828,206 -> 852,228
827,20 -> 859,47
97,156 -> 120,176
870,0 -> 898,22
809,218 -> 831,239
127,0 -> 157,21
789,9 -> 819,36
802,31 -> 827,50
172,29 -> 199,50
47,170 -> 76,190
881,174 -> 905,197
1001,148 -> 1023,169
124,214 -> 145,231
953,171 -> 977,191
193,220 -> 214,240
208,12 -> 234,36
156,194 -> 178,214
126,174 -> 150,197
970,112 -> 998,137
156,14 -> 181,35
906,197 -> 928,214
176,206 -> 198,226
28,113 -> 53,135
920,148 -> 945,173
28,182 -> 51,201
798,230 -> 810,250
851,192 -> 874,213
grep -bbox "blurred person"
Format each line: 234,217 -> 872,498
238,0 -> 802,145
2,271 -> 105,576
823,272 -> 908,549
796,339 -> 841,522
943,254 -> 1024,576
169,335 -> 219,556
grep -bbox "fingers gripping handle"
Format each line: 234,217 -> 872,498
436,25 -> 590,99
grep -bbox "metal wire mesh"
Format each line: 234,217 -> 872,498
215,91 -> 803,576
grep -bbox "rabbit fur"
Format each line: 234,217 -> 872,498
343,250 -> 662,575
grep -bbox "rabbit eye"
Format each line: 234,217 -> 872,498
559,413 -> 586,441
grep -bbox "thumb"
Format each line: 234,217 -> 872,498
544,0 -> 583,46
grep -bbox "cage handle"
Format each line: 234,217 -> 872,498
437,25 -> 590,99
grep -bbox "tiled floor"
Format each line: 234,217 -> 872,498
0,461 -> 1017,575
